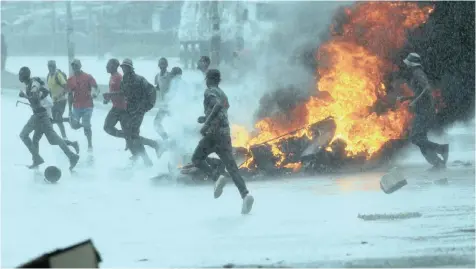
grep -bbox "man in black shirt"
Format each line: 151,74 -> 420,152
192,69 -> 254,214
398,53 -> 449,168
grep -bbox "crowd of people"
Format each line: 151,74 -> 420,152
14,51 -> 450,215
16,55 -> 254,215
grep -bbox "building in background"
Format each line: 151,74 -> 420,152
0,1 -> 182,57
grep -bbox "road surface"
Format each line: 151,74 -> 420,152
1,58 -> 475,267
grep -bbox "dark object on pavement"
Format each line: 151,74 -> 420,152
44,166 -> 62,183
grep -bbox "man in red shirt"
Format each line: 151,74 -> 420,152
67,59 -> 99,151
103,59 -> 126,140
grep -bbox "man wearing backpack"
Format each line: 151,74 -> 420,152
103,58 -> 159,166
47,60 -> 69,139
103,58 -> 161,157
18,66 -> 79,170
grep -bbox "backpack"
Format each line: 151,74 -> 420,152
143,80 -> 157,112
55,69 -> 67,85
47,69 -> 67,86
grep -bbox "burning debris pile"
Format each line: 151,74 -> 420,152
231,2 -> 435,176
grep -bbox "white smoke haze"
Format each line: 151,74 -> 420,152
147,1 -> 354,163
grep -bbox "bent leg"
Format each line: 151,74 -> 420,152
216,135 -> 249,198
53,99 -> 68,138
104,107 -> 124,138
191,135 -> 216,177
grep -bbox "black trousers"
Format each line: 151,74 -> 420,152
410,112 -> 444,166
192,132 -> 249,198
107,108 -> 157,152
20,112 -> 75,161
104,107 -> 127,138
52,99 -> 68,138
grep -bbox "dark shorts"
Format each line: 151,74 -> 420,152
52,99 -> 67,121
104,107 -> 127,129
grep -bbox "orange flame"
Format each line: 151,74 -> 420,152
232,2 -> 434,169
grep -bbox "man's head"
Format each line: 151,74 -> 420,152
170,67 -> 182,78
71,59 -> 82,73
403,53 -> 422,68
205,69 -> 221,87
158,57 -> 168,70
18,66 -> 31,83
120,58 -> 134,75
198,56 -> 210,72
47,60 -> 56,74
106,58 -> 120,74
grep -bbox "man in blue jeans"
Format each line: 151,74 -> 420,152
66,59 -> 100,151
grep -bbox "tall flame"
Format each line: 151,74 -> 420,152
233,2 -> 434,168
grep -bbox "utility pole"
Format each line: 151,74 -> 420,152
52,2 -> 57,54
65,0 -> 75,76
210,0 -> 220,68
235,3 -> 246,50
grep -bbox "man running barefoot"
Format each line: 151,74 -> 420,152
46,60 -> 70,139
66,59 -> 99,151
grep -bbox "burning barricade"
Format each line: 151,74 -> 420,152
169,2 -> 436,184
229,2 -> 435,177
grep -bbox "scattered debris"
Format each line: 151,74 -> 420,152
451,160 -> 473,167
458,228 -> 475,233
223,263 -> 235,268
380,167 -> 407,194
361,241 -> 368,245
434,178 -> 449,185
137,258 -> 148,262
358,212 -> 422,221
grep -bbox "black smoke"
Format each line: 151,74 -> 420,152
256,1 -> 475,129
403,1 -> 475,126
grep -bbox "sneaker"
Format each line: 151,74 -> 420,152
427,161 -> 446,172
440,144 -> 449,165
69,154 -> 80,171
241,195 -> 254,215
213,176 -> 227,199
71,141 -> 80,154
28,157 -> 45,169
